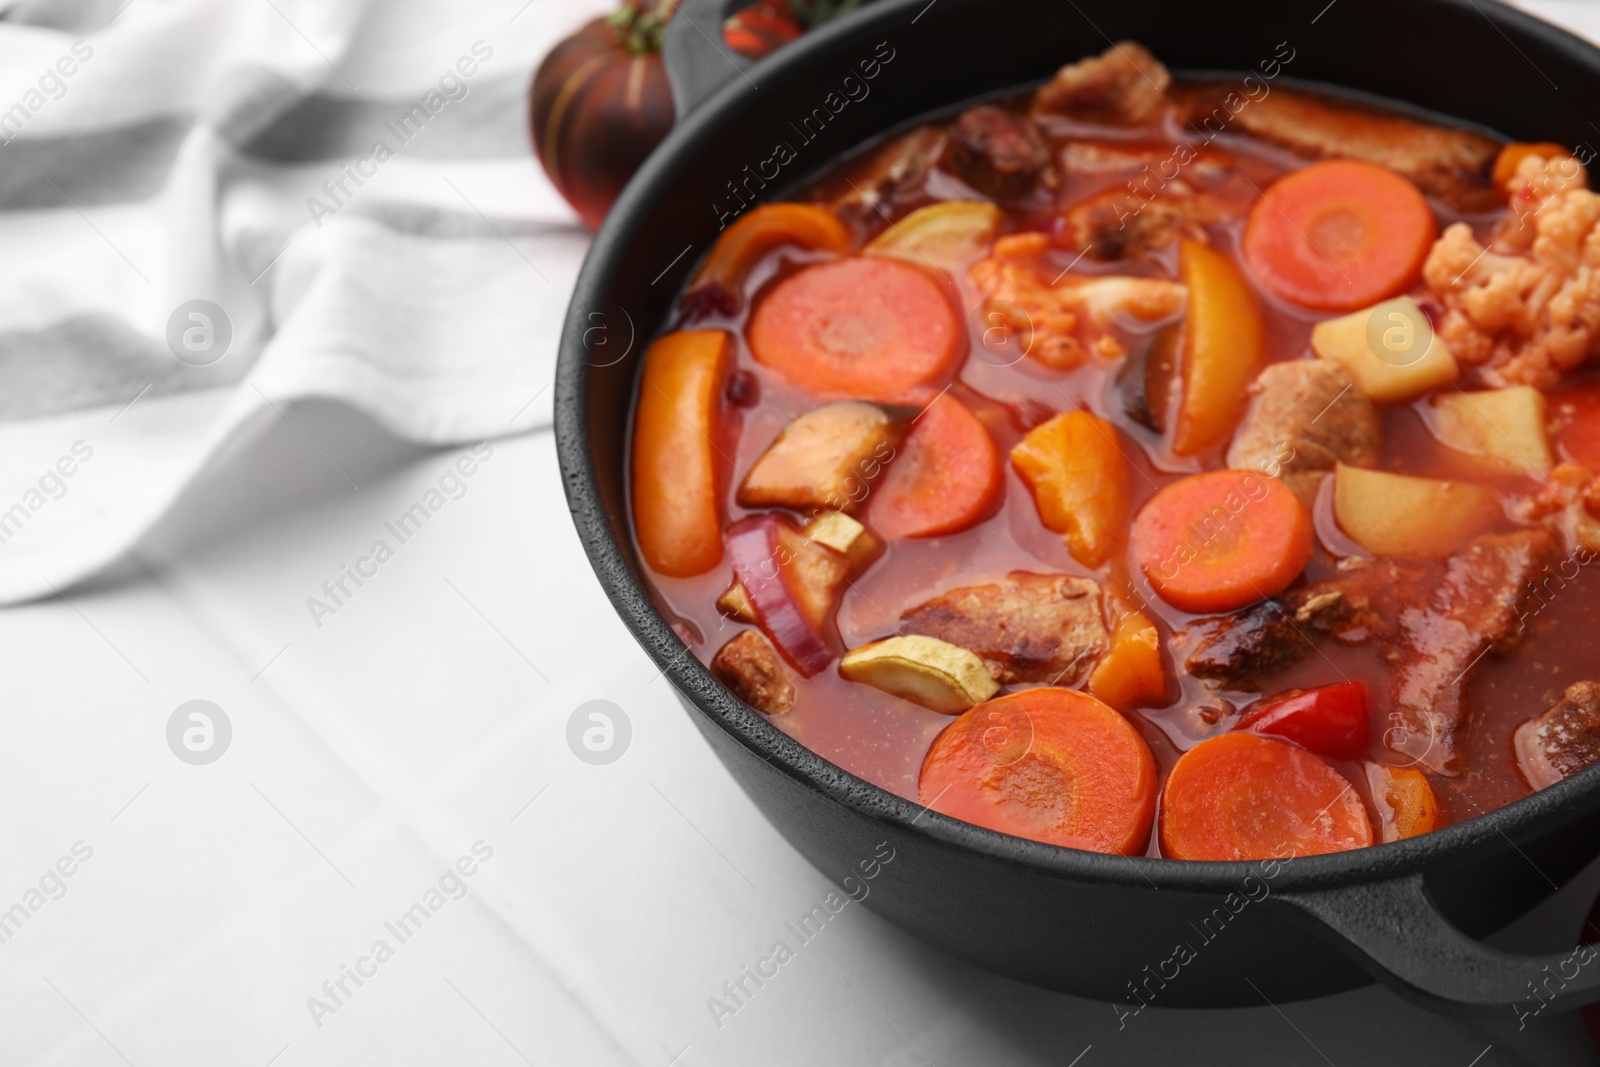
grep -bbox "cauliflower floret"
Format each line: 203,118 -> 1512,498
1422,153 -> 1600,389
968,233 -> 1185,370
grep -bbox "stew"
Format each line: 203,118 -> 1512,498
629,41 -> 1600,860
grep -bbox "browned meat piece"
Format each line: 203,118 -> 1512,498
1059,141 -> 1232,181
1034,41 -> 1171,126
1181,85 -> 1499,212
947,105 -> 1054,199
1183,576 -> 1386,687
1516,681 -> 1600,789
1389,530 -> 1560,773
1227,361 -> 1382,505
900,571 -> 1108,685
1058,186 -> 1228,260
712,630 -> 795,715
832,126 -> 943,223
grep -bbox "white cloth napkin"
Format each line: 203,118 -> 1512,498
1,0 -> 1595,608
0,0 -> 610,604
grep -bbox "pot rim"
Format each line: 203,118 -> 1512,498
554,0 -> 1600,899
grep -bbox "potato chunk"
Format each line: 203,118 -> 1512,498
839,635 -> 999,714
1311,297 -> 1460,403
1430,386 -> 1554,476
802,511 -> 881,572
738,402 -> 904,513
1334,464 -> 1501,557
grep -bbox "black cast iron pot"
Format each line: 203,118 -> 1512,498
556,0 -> 1600,1026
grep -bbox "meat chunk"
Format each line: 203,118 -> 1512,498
1181,85 -> 1499,212
738,402 -> 905,514
946,105 -> 1053,199
1034,41 -> 1171,126
712,630 -> 796,715
1182,564 -> 1405,687
1227,361 -> 1381,505
900,571 -> 1108,685
1058,186 -> 1228,260
1516,681 -> 1600,789
832,126 -> 943,224
1389,529 -> 1559,773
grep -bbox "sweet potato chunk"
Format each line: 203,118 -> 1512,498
946,105 -> 1054,199
1389,530 -> 1559,773
1034,42 -> 1171,126
738,402 -> 905,513
712,631 -> 796,715
1227,361 -> 1381,505
1516,681 -> 1600,789
901,571 -> 1108,685
1180,84 -> 1499,212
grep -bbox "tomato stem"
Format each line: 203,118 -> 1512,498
606,3 -> 669,55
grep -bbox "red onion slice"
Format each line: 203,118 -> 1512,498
727,515 -> 835,677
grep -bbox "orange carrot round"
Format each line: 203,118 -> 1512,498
919,688 -> 1159,854
1242,160 -> 1436,312
866,393 -> 1001,539
748,256 -> 962,399
1160,733 -> 1373,861
1129,469 -> 1313,614
632,330 -> 732,577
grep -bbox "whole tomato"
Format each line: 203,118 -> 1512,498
530,3 -> 675,230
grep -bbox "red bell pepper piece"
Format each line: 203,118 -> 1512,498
1236,681 -> 1371,761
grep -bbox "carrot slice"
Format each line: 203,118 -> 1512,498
1242,160 -> 1437,313
748,256 -> 962,399
1129,470 -> 1313,614
919,688 -> 1159,854
691,203 -> 852,301
1161,733 -> 1373,861
866,393 -> 1001,539
632,330 -> 732,577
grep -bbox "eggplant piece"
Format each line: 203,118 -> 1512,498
1116,323 -> 1181,433
738,401 -> 910,514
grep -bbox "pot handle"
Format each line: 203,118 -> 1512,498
662,0 -> 757,117
1279,873 -> 1600,1020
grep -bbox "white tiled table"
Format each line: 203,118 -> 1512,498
7,3 -> 1600,1064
